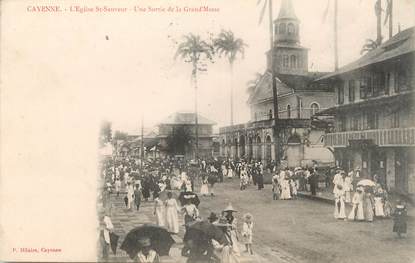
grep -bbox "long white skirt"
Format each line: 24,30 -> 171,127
280,183 -> 291,200
155,207 -> 165,227
165,207 -> 179,233
348,203 -> 364,221
200,184 -> 209,195
334,197 -> 346,219
374,197 -> 385,217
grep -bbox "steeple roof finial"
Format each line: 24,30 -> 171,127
277,0 -> 298,20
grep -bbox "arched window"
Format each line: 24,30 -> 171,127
290,55 -> 297,68
279,23 -> 286,34
310,102 -> 320,115
287,104 -> 291,118
283,55 -> 289,67
287,23 -> 295,35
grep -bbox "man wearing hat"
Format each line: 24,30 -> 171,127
134,237 -> 160,263
222,204 -> 240,256
212,217 -> 240,263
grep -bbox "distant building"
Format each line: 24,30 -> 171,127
219,0 -> 335,167
157,111 -> 216,159
318,27 -> 415,195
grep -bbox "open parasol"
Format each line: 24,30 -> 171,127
357,179 -> 376,187
120,224 -> 175,259
185,220 -> 226,244
178,191 -> 200,207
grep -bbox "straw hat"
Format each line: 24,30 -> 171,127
223,203 -> 237,212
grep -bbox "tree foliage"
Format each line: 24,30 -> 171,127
213,30 -> 247,65
113,130 -> 129,141
99,121 -> 112,146
175,33 -> 214,77
360,38 -> 381,55
165,126 -> 192,156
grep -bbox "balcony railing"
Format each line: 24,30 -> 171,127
324,127 -> 415,147
219,119 -> 311,133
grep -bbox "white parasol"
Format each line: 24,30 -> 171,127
357,179 -> 376,187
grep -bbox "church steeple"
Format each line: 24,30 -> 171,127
274,0 -> 300,45
277,0 -> 298,20
268,0 -> 308,76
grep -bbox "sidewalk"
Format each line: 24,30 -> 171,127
298,190 -> 415,218
103,191 -> 270,262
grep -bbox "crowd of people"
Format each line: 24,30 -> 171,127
98,155 -> 408,262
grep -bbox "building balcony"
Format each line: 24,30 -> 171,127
219,118 -> 311,134
324,127 -> 415,147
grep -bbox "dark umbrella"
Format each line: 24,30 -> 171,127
178,191 -> 200,207
120,224 -> 175,259
185,221 -> 226,244
109,232 -> 119,254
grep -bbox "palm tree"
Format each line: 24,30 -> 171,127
246,72 -> 263,95
360,38 -> 381,54
213,30 -> 247,126
175,33 -> 213,159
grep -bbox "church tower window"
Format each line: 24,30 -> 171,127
290,55 -> 297,68
283,55 -> 289,67
279,23 -> 286,34
287,104 -> 291,118
287,23 -> 295,35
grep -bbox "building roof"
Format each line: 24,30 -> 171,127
276,0 -> 298,20
318,27 -> 415,80
158,111 -> 216,125
247,71 -> 333,104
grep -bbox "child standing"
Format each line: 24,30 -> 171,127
393,200 -> 407,238
290,180 -> 298,199
242,213 -> 254,255
272,174 -> 279,200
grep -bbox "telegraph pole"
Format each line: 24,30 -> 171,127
334,0 -> 339,71
140,115 -> 144,174
269,0 -> 280,165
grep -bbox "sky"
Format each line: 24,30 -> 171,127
3,0 -> 414,136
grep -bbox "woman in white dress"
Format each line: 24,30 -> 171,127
280,178 -> 292,200
227,167 -> 234,178
182,199 -> 199,227
200,176 -> 209,196
344,173 -> 353,203
153,193 -> 165,227
126,183 -> 134,210
348,187 -> 365,221
334,184 -> 346,220
164,192 -> 180,234
373,186 -> 385,217
115,176 -> 121,197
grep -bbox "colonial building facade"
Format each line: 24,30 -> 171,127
219,0 -> 335,168
158,111 -> 216,159
319,27 -> 415,195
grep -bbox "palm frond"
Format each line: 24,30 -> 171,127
258,0 -> 268,25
